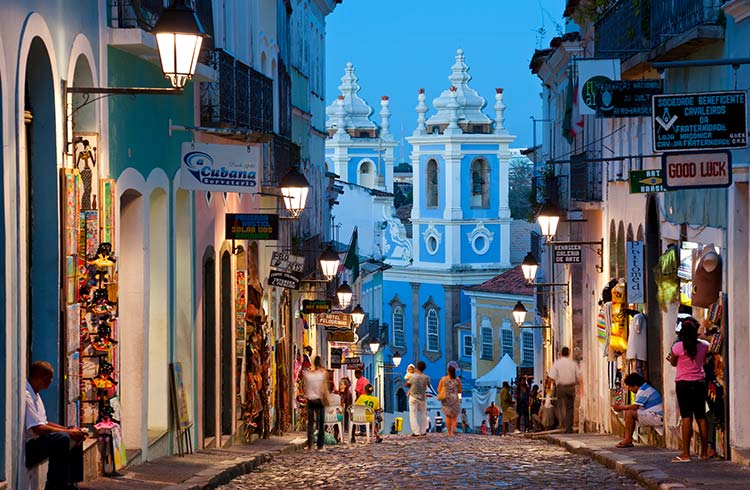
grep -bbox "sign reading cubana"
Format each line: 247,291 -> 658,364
180,142 -> 260,193
225,213 -> 279,240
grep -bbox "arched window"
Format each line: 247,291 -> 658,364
521,331 -> 534,367
480,320 -> 493,360
501,320 -> 513,359
470,158 -> 490,208
359,160 -> 376,188
396,388 -> 408,412
426,159 -> 439,208
392,305 -> 405,349
426,308 -> 439,352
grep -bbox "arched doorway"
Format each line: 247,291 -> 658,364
645,196 -> 662,391
25,37 -> 60,418
202,251 -> 216,446
220,250 -> 233,438
148,189 -> 168,434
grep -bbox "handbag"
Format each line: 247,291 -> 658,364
437,380 -> 447,401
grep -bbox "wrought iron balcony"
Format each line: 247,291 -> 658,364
570,154 -> 603,203
595,0 -> 650,60
108,0 -> 164,30
200,48 -> 274,133
650,0 -> 723,51
265,134 -> 300,188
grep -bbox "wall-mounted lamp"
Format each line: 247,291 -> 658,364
521,252 -> 539,283
536,201 -> 561,242
279,167 -> 310,218
319,245 -> 340,281
512,301 -> 551,329
369,340 -> 381,354
336,281 -> 353,309
392,351 -> 402,368
351,304 -> 365,326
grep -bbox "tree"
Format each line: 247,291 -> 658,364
509,157 -> 534,221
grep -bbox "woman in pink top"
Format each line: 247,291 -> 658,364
667,318 -> 711,462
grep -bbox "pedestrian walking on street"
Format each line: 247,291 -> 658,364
303,356 -> 329,450
406,361 -> 430,436
437,365 -> 463,436
484,401 -> 500,435
547,347 -> 581,433
516,382 -> 530,432
667,318 -> 711,462
612,372 -> 663,448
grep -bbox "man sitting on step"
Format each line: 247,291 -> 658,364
612,372 -> 663,448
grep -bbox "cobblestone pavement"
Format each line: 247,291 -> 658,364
221,433 -> 642,489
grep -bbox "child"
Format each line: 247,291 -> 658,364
480,419 -> 488,435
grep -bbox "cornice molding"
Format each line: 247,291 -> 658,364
722,0 -> 750,22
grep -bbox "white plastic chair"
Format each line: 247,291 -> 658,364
349,405 -> 374,443
323,406 -> 345,444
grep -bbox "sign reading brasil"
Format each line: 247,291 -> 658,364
652,91 -> 747,152
225,213 -> 278,240
180,142 -> 260,193
629,169 -> 664,194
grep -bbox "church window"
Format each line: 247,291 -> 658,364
359,160 -> 376,188
392,306 -> 405,349
522,331 -> 534,367
426,159 -> 439,208
463,334 -> 472,357
470,158 -> 490,208
426,308 -> 439,352
481,325 -> 493,360
501,322 -> 513,359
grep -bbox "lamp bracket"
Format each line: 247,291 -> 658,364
67,87 -> 184,96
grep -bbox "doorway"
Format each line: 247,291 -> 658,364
220,250 -> 233,438
645,195 -> 663,391
202,252 -> 216,444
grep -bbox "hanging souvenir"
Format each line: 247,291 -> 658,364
608,280 -> 628,355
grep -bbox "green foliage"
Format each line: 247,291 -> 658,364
509,159 -> 534,221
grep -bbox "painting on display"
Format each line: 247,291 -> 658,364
66,304 -> 80,353
100,179 -> 116,244
62,169 -> 81,256
235,270 -> 247,345
73,134 -> 99,211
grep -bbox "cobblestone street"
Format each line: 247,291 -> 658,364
221,433 -> 642,489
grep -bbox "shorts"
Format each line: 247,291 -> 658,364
636,409 -> 663,427
675,380 -> 707,420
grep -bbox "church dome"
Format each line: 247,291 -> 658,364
425,49 -> 492,127
326,62 -> 378,130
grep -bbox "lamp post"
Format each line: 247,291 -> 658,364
279,168 -> 310,218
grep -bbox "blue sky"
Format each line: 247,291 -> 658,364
325,0 -> 567,159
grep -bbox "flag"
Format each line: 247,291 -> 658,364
343,227 -> 359,282
562,74 -> 584,144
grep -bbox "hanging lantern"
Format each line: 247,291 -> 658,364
319,245 -> 340,281
351,304 -> 365,326
512,301 -> 528,326
153,0 -> 208,89
521,252 -> 539,284
536,201 -> 561,241
279,167 -> 310,218
336,281 -> 353,309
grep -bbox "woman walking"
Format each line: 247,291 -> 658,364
667,318 -> 710,462
302,356 -> 329,450
437,365 -> 463,436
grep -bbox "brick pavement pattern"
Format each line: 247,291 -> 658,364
221,433 -> 641,489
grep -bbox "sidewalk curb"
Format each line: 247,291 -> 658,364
529,434 -> 686,490
163,438 -> 307,490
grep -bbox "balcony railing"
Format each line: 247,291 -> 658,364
265,135 -> 300,188
650,0 -> 722,47
595,0 -> 649,59
200,48 -> 273,133
108,0 -> 164,30
570,155 -> 603,202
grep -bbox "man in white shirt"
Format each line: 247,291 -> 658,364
25,361 -> 86,489
546,347 -> 581,433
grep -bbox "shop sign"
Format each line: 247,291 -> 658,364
629,169 -> 664,194
627,241 -> 645,304
317,312 -> 352,328
267,270 -> 300,290
652,91 -> 747,152
577,59 -> 621,115
328,330 -> 355,343
661,151 -> 732,190
302,299 -> 332,314
553,244 -> 581,264
343,356 -> 363,370
270,251 -> 304,277
595,80 -> 662,118
226,213 -> 279,240
330,348 -> 343,369
180,142 -> 260,193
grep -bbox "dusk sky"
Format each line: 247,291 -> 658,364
325,0 -> 567,160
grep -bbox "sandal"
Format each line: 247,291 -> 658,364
672,455 -> 691,463
616,441 -> 634,448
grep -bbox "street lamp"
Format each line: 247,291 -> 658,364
336,281 -> 353,309
512,301 -> 527,326
536,201 -> 561,242
279,168 -> 310,218
392,351 -> 402,368
153,0 -> 209,89
319,245 -> 340,281
521,252 -> 539,284
369,340 -> 381,354
351,304 -> 365,326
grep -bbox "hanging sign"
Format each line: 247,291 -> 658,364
270,251 -> 305,277
302,299 -> 332,314
577,58 -> 621,115
343,356 -> 364,369
626,241 -> 645,304
328,330 -> 355,343
268,270 -> 300,290
330,348 -> 343,369
661,150 -> 732,190
317,312 -> 352,328
595,80 -> 663,118
180,142 -> 260,193
226,213 -> 278,240
553,244 -> 582,264
629,169 -> 665,194
652,91 -> 747,152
